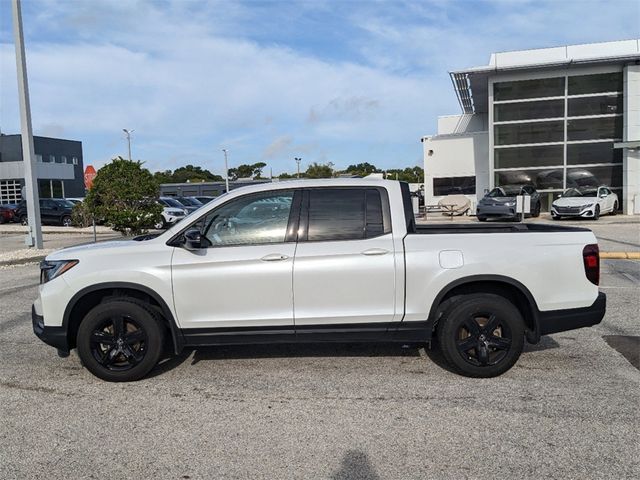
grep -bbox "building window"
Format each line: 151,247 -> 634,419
61,156 -> 67,164
567,116 -> 623,141
494,77 -> 564,101
495,145 -> 563,169
35,154 -> 43,162
433,176 -> 476,196
566,165 -> 623,189
72,156 -> 78,165
568,94 -> 622,117
494,99 -> 564,122
495,168 -> 564,190
568,72 -> 623,95
567,142 -> 623,165
49,155 -> 55,163
0,180 -> 22,204
494,121 -> 564,145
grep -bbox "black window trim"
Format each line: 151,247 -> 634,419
298,186 -> 392,244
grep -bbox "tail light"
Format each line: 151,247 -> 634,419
582,244 -> 599,286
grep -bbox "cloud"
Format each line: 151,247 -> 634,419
262,135 -> 294,159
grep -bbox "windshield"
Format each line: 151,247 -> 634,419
563,187 -> 597,197
56,200 -> 76,208
178,197 -> 202,206
487,187 -> 520,198
161,197 -> 185,209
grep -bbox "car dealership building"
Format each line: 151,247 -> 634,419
422,39 -> 640,214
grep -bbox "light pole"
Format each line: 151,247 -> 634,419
12,0 -> 42,249
122,128 -> 134,161
222,149 -> 230,193
295,157 -> 301,178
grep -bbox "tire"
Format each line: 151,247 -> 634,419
61,215 -> 72,227
154,218 -> 166,230
20,215 -> 28,226
477,216 -> 487,222
436,293 -> 525,378
593,205 -> 600,220
532,202 -> 541,218
76,298 -> 165,382
611,201 -> 618,216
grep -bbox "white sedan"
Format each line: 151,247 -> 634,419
551,186 -> 619,220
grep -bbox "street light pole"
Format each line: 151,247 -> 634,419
295,157 -> 301,178
12,0 -> 42,249
222,149 -> 230,193
122,129 -> 134,161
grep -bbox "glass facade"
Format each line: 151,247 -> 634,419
492,71 -> 624,210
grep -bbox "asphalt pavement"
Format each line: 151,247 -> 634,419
0,259 -> 638,479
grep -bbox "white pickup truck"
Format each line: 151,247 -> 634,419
33,179 -> 606,381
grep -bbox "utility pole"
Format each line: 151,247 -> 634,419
295,157 -> 301,178
12,0 -> 42,249
123,129 -> 134,160
222,149 -> 230,193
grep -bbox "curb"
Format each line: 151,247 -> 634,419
600,252 -> 640,260
0,255 -> 47,267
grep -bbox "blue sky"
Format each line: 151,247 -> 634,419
1,0 -> 639,176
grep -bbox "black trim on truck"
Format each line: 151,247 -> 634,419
32,305 -> 69,355
538,292 -> 606,335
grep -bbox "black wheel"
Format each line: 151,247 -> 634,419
76,299 -> 164,382
61,215 -> 72,227
477,216 -> 487,222
20,215 -> 28,226
437,293 -> 525,378
611,201 -> 618,215
593,205 -> 600,220
154,218 -> 166,230
532,202 -> 541,218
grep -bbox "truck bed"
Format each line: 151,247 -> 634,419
412,223 -> 590,235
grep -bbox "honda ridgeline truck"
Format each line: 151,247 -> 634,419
32,179 -> 605,381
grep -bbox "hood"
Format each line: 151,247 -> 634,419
46,240 -> 137,260
552,197 -> 597,207
479,196 -> 516,205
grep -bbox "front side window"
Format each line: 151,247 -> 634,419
200,190 -> 294,247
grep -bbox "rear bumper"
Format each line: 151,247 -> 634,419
32,304 -> 69,354
538,292 -> 606,336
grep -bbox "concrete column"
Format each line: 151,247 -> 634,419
623,64 -> 640,215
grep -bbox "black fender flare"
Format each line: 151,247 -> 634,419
425,274 -> 541,343
63,282 -> 184,354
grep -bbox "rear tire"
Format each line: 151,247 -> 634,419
61,215 -> 72,227
611,201 -> 618,215
76,299 -> 164,382
20,215 -> 28,226
436,293 -> 525,378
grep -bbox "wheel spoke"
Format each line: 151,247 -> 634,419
121,343 -> 142,365
91,331 -> 116,345
457,337 -> 477,352
483,314 -> 499,334
99,347 -> 117,366
112,316 -> 125,337
488,335 -> 511,350
124,329 -> 145,344
477,343 -> 489,365
463,317 -> 480,336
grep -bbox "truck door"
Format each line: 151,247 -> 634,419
292,187 -> 397,330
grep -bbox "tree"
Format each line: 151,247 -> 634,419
171,165 -> 222,183
305,162 -> 334,179
228,162 -> 267,180
385,166 -> 424,183
153,170 -> 173,184
344,162 -> 381,177
86,157 -> 163,236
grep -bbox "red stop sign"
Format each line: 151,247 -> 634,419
84,165 -> 97,190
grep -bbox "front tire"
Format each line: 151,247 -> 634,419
61,215 -> 72,227
20,215 -> 28,226
76,299 -> 164,382
611,201 -> 618,215
436,293 -> 525,378
593,205 -> 600,220
532,202 -> 541,218
477,216 -> 487,222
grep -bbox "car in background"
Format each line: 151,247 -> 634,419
158,196 -> 188,215
173,196 -> 204,213
156,197 -> 188,229
0,204 -> 15,224
551,186 -> 618,220
65,197 -> 85,205
194,196 -> 216,204
15,198 -> 75,226
476,185 -> 541,222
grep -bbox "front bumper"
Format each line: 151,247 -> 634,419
32,304 -> 70,354
538,292 -> 606,336
551,205 -> 597,218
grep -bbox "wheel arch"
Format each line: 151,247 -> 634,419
63,282 -> 184,354
426,275 -> 541,343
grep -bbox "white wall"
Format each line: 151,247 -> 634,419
623,64 -> 640,214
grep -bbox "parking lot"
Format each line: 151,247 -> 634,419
0,243 -> 638,478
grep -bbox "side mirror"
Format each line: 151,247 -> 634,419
557,194 -> 562,198
183,228 -> 208,250
600,193 -> 607,198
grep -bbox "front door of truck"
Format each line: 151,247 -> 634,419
171,189 -> 299,330
292,187 -> 397,330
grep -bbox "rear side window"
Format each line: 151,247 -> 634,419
306,188 -> 389,242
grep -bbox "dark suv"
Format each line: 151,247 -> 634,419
15,198 -> 75,226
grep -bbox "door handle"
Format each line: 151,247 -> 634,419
261,253 -> 289,262
361,248 -> 389,256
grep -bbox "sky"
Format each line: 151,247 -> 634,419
1,0 -> 639,176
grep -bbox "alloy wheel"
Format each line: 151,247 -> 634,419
455,312 -> 512,367
89,315 -> 148,371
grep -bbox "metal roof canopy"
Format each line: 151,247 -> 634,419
449,39 -> 640,115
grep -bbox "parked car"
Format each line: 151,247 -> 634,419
155,198 -> 187,229
158,196 -> 188,214
0,204 -> 15,224
15,198 -> 75,226
64,197 -> 85,205
173,196 -> 203,213
476,185 -> 541,221
194,196 -> 216,204
551,186 -> 618,220
33,179 -> 605,382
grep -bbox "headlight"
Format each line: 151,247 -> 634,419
40,260 -> 79,284
582,204 -> 595,210
504,201 -> 516,207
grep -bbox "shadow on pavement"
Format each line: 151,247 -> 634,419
603,335 -> 640,370
330,450 -> 380,480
